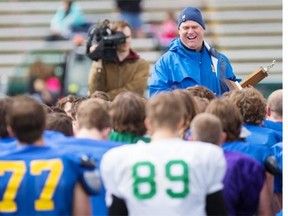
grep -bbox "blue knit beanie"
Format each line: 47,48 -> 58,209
178,7 -> 206,30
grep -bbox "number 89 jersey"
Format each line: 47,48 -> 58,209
101,138 -> 226,216
0,145 -> 96,216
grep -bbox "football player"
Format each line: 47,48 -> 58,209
0,95 -> 99,215
101,92 -> 227,215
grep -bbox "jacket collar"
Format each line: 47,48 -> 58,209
116,49 -> 139,63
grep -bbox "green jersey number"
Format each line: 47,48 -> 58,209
132,160 -> 189,200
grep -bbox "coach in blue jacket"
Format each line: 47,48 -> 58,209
149,7 -> 239,97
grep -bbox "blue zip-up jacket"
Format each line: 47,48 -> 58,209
149,38 -> 239,97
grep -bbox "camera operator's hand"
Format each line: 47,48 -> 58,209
89,45 -> 97,53
87,39 -> 105,61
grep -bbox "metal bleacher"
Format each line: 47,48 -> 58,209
0,0 -> 282,97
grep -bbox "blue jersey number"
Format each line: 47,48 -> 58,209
0,159 -> 63,213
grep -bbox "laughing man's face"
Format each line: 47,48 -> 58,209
178,20 -> 204,51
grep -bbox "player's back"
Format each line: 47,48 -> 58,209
0,138 -> 17,152
0,130 -> 65,153
101,138 -> 226,216
0,145 -> 93,216
50,136 -> 123,216
222,140 -> 270,166
244,124 -> 279,147
262,120 -> 282,142
223,151 -> 265,215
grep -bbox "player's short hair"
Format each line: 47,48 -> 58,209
110,92 -> 147,136
227,88 -> 266,125
267,89 -> 282,117
6,95 -> 46,144
50,106 -> 66,113
76,98 -> 111,131
46,112 -> 73,136
186,85 -> 216,101
193,96 -> 210,113
146,92 -> 185,131
41,103 -> 53,114
56,94 -> 79,110
205,98 -> 242,142
172,89 -> 199,133
191,113 -> 223,145
90,90 -> 111,101
70,96 -> 89,120
0,97 -> 13,138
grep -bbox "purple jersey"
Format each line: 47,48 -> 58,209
223,151 -> 265,216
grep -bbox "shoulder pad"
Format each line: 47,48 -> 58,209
83,170 -> 101,194
80,154 -> 96,168
265,156 -> 281,175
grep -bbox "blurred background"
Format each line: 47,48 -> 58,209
0,0 -> 282,99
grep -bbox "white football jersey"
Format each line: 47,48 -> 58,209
101,138 -> 226,216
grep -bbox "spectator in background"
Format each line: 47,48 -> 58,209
47,0 -> 89,41
115,0 -> 145,38
149,7 -> 239,97
156,11 -> 178,51
27,60 -> 62,105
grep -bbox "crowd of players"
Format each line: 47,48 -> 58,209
0,86 -> 283,216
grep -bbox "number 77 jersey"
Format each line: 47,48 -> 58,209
0,145 -> 98,216
101,138 -> 227,216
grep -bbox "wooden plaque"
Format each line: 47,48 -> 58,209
240,67 -> 268,88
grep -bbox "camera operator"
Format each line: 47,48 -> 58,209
87,20 -> 149,100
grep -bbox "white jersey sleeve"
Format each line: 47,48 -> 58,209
202,142 -> 227,194
100,144 -> 131,198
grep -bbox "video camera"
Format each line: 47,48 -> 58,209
86,19 -> 126,61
